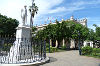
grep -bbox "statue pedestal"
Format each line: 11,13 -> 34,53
8,24 -> 33,63
16,24 -> 31,38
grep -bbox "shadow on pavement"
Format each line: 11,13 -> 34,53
48,57 -> 57,63
35,57 -> 57,66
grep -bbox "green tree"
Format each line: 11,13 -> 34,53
70,22 -> 89,49
88,29 -> 96,41
93,24 -> 100,47
96,27 -> 100,38
55,20 -> 62,47
0,14 -> 19,36
35,20 -> 89,48
93,24 -> 100,40
60,21 -> 75,48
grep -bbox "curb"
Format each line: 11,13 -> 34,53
0,57 -> 50,66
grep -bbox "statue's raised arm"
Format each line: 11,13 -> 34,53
21,5 -> 27,25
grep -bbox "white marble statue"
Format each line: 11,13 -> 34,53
4,5 -> 33,63
21,5 -> 27,25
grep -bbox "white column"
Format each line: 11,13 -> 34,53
63,38 -> 65,47
83,41 -> 87,47
55,40 -> 58,48
70,39 -> 75,48
50,39 -> 52,47
90,41 -> 93,48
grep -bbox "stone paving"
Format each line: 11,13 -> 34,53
40,50 -> 100,66
0,50 -> 100,66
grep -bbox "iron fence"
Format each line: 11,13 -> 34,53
0,36 -> 46,64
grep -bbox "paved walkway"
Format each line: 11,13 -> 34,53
40,50 -> 100,66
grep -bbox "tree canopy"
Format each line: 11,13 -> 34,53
35,20 -> 89,47
0,14 -> 19,36
92,24 -> 100,40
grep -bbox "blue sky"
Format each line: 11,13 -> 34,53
0,0 -> 100,30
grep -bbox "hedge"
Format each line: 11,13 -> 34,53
81,46 -> 100,58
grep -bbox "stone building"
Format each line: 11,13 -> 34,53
36,16 -> 87,49
36,16 -> 87,30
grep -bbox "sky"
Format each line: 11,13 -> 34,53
0,0 -> 100,30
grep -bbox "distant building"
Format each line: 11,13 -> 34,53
68,16 -> 87,27
83,41 -> 93,48
36,16 -> 87,31
36,16 -> 88,49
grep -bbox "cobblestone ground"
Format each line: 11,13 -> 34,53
40,50 -> 100,66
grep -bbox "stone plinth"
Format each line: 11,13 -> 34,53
8,24 -> 33,63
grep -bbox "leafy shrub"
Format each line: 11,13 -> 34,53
61,45 -> 66,50
81,46 -> 100,58
46,43 -> 50,47
46,46 -> 58,53
51,47 -> 58,52
92,48 -> 100,56
2,43 -> 12,51
81,46 -> 93,55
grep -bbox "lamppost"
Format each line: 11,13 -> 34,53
78,31 -> 81,55
29,0 -> 38,37
49,35 -> 51,53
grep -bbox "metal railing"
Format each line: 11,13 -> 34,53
0,36 -> 46,64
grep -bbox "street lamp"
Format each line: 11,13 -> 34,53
78,31 -> 81,55
49,34 -> 51,53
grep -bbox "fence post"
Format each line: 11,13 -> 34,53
40,40 -> 43,60
44,40 -> 46,59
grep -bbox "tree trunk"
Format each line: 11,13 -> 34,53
57,39 -> 61,48
75,39 -> 78,50
65,38 -> 70,50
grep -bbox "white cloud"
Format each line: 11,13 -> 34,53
71,0 -> 100,7
86,17 -> 100,30
0,0 -> 30,22
85,0 -> 100,5
34,0 -> 100,25
0,0 -> 100,26
33,0 -> 64,25
49,7 -> 67,13
34,0 -> 64,15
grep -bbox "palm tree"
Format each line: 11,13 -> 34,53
29,1 -> 38,55
29,0 -> 38,39
93,24 -> 97,28
29,0 -> 38,28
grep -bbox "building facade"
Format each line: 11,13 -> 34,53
36,16 -> 87,49
36,16 -> 87,30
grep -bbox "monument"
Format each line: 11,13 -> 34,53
0,6 -> 33,63
0,0 -> 49,65
7,6 -> 33,63
21,5 -> 27,25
